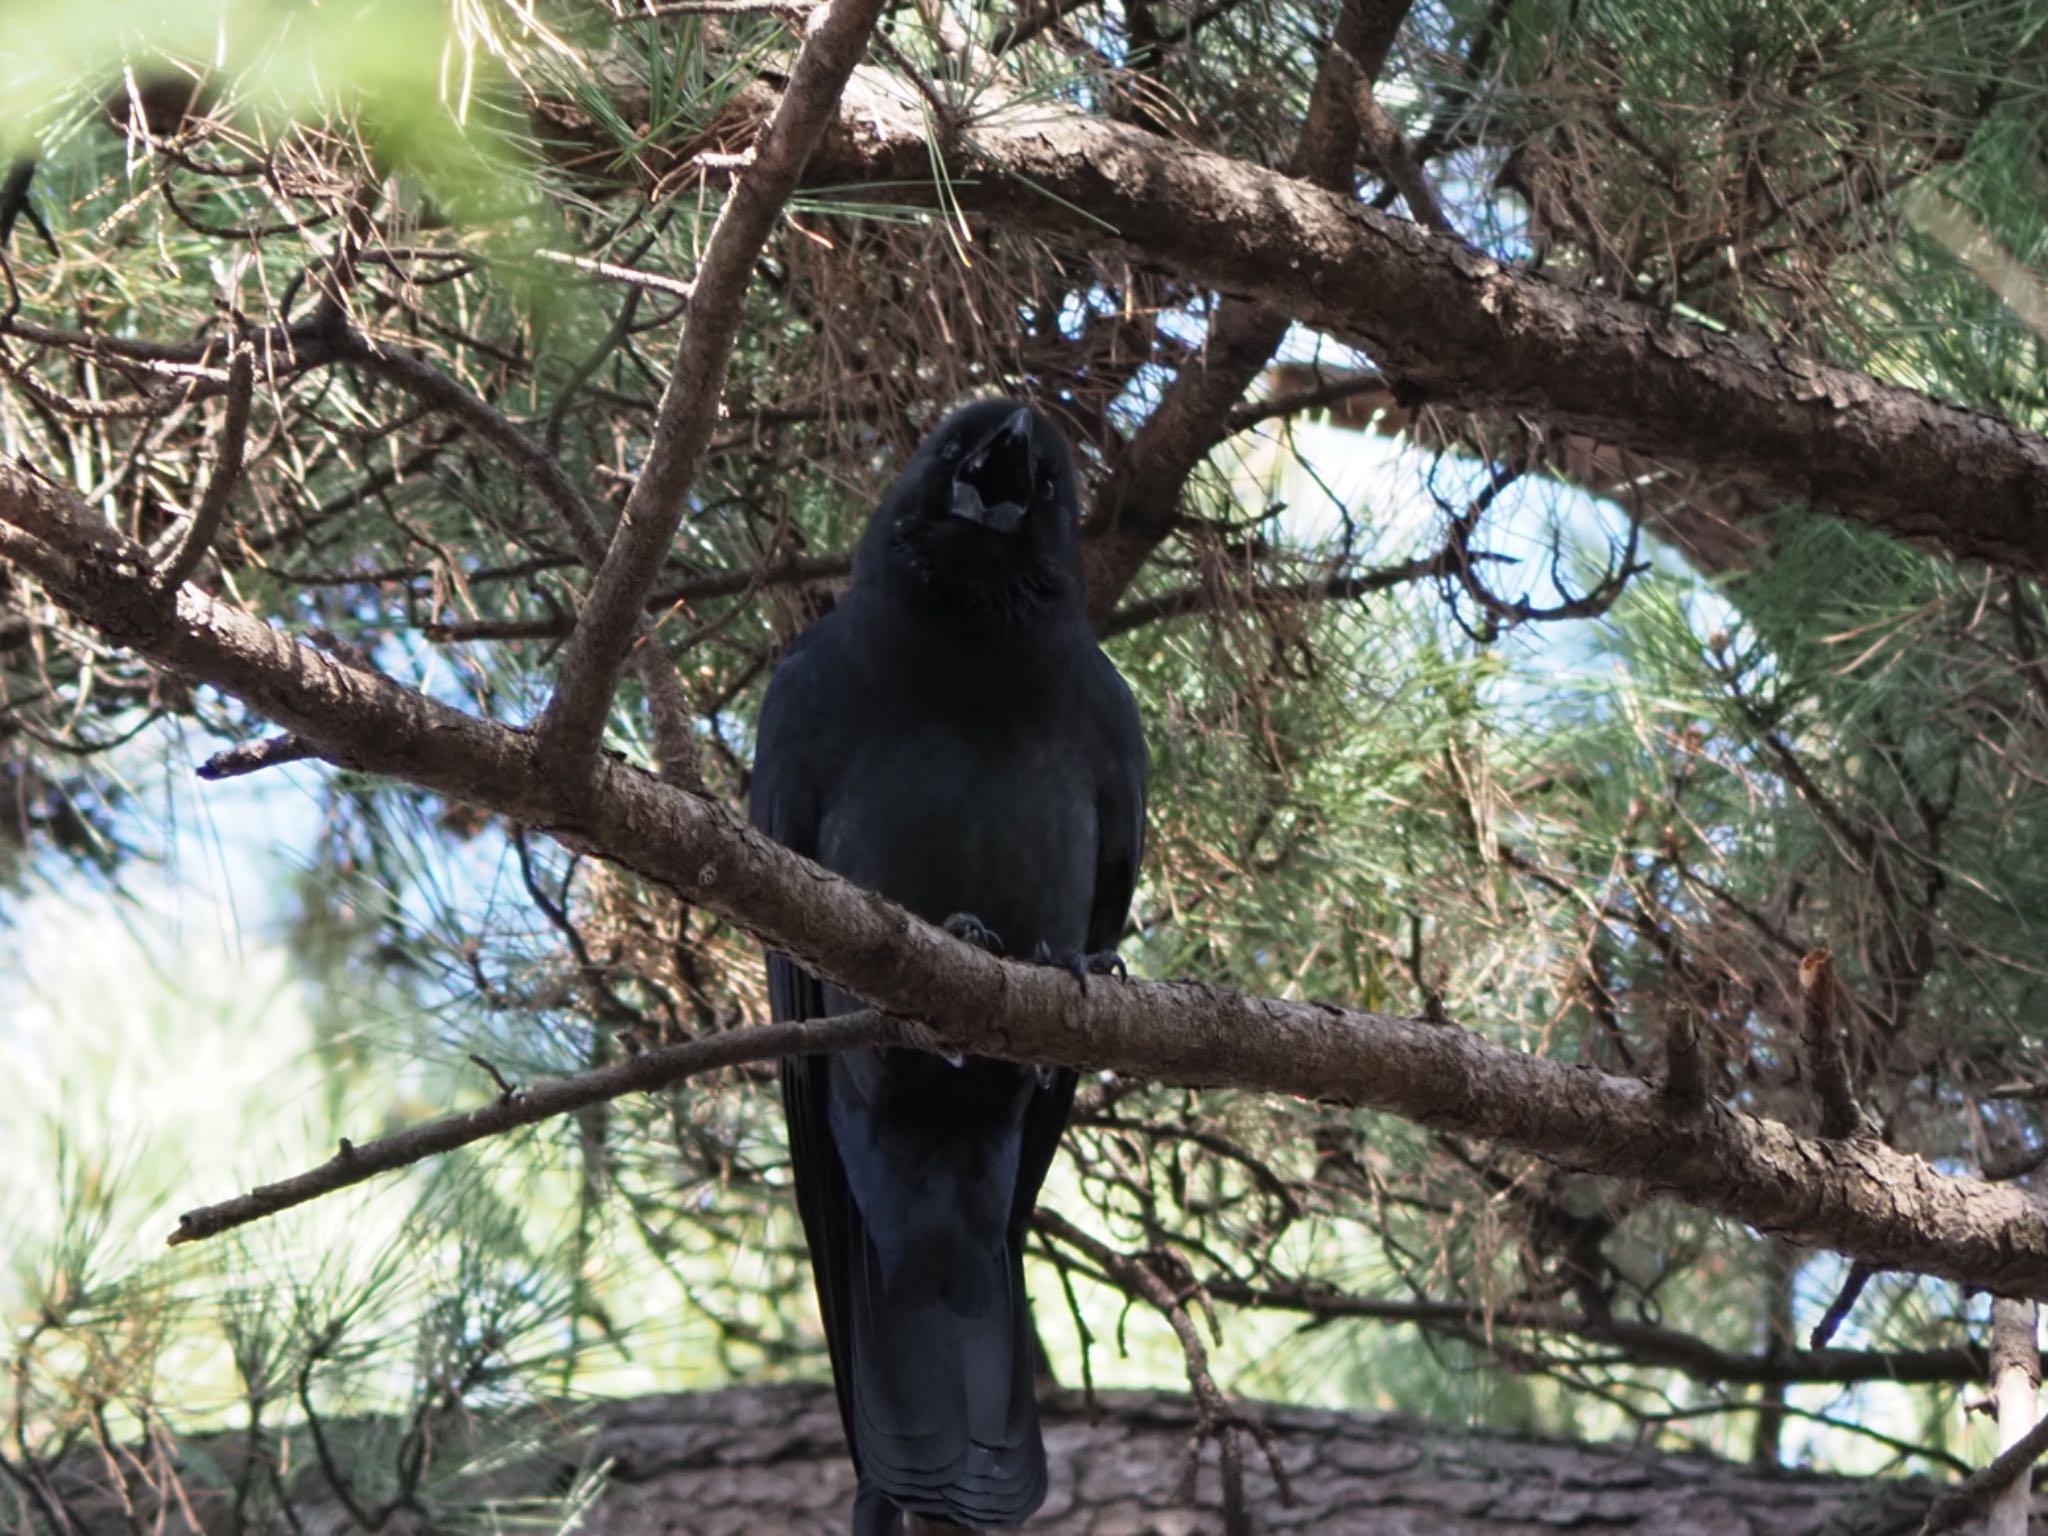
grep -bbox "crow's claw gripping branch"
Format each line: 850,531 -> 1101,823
1030,940 -> 1127,993
943,911 -> 1006,957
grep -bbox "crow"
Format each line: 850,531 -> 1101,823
749,398 -> 1147,1533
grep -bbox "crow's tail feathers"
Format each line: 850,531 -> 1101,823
852,1480 -> 903,1535
781,1048 -> 1054,1533
842,1227 -> 1047,1530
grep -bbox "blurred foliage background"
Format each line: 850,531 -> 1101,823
6,0 -> 2048,1527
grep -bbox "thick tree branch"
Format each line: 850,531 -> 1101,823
765,74 -> 2048,582
9,462 -> 2048,1297
36,1381 -> 1981,1536
532,0 -> 886,779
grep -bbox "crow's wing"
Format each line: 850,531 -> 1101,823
1086,647 -> 1149,959
749,622 -> 864,1460
1008,647 -> 1145,1246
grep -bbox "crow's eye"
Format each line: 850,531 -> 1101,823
939,439 -> 964,466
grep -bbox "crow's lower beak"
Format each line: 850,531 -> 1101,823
949,408 -> 1037,534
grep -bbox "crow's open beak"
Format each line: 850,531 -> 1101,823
949,408 -> 1037,534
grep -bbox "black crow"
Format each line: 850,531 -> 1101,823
749,398 -> 1147,1532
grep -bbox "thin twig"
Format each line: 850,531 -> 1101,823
1201,1278 -> 1983,1386
338,330 -> 707,787
196,733 -> 318,781
1037,1210 -> 1292,1532
425,553 -> 852,642
535,248 -> 695,299
167,1011 -> 900,1246
1352,82 -> 1455,235
615,0 -> 814,17
1099,550 -> 1449,638
1662,999 -> 1707,1112
1919,1404 -> 2048,1534
993,0 -> 1102,52
1799,947 -> 1864,1139
1809,1262 -> 1874,1349
467,1052 -> 520,1098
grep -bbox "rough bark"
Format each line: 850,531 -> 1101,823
27,1384 -> 2007,1536
7,460 -> 2048,1297
754,72 -> 2048,581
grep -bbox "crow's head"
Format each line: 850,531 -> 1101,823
858,398 -> 1085,620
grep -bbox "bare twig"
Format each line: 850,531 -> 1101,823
168,1012 -> 899,1246
1799,947 -> 1865,1139
1098,550 -> 1448,638
1036,1210 -> 1291,1533
1224,368 -> 1394,432
337,330 -> 707,787
1809,1262 -> 1874,1350
535,248 -> 695,299
196,733 -> 318,781
1662,999 -> 1707,1113
1352,84 -> 1454,235
467,1052 -> 520,1098
423,553 -> 851,643
154,342 -> 255,590
1920,1323 -> 2048,1535
1201,1279 -> 1983,1386
993,0 -> 1101,52
616,0 -> 815,16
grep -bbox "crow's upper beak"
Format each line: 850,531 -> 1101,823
949,408 -> 1037,534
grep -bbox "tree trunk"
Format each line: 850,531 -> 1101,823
34,1384 -> 2006,1536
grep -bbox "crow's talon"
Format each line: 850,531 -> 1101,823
943,912 -> 1006,956
1021,945 -> 1127,992
1067,949 -> 1126,992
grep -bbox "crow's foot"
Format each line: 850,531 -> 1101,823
1030,941 -> 1127,993
942,912 -> 1005,957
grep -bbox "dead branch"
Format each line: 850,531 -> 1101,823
1799,947 -> 1865,1139
168,1011 -> 899,1245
